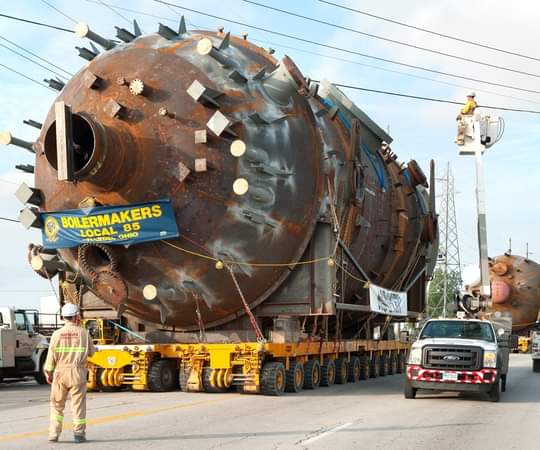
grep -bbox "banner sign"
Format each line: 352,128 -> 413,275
369,284 -> 408,316
40,199 -> 179,249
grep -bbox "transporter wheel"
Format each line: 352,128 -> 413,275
533,360 -> 540,373
148,359 -> 178,392
404,378 -> 417,399
179,363 -> 191,392
34,351 -> 48,385
379,355 -> 389,377
285,361 -> 304,393
320,359 -> 336,387
359,356 -> 370,380
96,368 -> 122,392
303,359 -> 321,390
261,361 -> 286,396
396,353 -> 405,373
348,356 -> 361,382
202,368 -> 228,393
487,378 -> 500,402
334,358 -> 348,384
388,353 -> 398,375
369,356 -> 380,378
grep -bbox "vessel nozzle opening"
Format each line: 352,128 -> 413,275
44,113 -> 96,175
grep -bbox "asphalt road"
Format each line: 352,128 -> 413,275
0,354 -> 538,450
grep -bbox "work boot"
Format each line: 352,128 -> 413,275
73,434 -> 86,443
48,435 -> 59,442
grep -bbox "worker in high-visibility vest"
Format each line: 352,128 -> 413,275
45,303 -> 95,443
456,92 -> 477,145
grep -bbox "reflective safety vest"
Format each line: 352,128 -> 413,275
45,322 -> 95,372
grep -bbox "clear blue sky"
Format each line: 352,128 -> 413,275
1,0 -> 539,308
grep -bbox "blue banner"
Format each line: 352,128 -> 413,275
40,199 -> 179,249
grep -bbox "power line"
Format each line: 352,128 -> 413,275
40,0 -> 78,24
0,216 -> 19,223
0,13 -> 73,33
154,1 -> 540,96
329,82 -> 540,114
85,0 -> 540,107
0,34 -> 73,76
96,0 -> 133,25
242,0 -> 540,80
0,62 -> 56,92
0,41 -> 69,80
250,37 -> 540,107
319,0 -> 540,63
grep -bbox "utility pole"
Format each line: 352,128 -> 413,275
433,163 -> 462,317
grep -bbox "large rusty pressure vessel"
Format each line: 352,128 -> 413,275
29,26 -> 437,331
490,254 -> 540,331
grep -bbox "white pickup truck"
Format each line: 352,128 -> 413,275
404,318 -> 512,402
0,307 -> 51,384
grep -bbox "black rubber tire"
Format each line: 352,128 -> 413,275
179,363 -> 190,392
487,378 -> 500,402
303,359 -> 321,390
202,366 -> 228,393
320,359 -> 336,387
396,353 -> 405,374
261,361 -> 286,396
369,356 -> 380,378
379,355 -> 389,377
34,351 -> 48,385
359,356 -> 370,380
148,359 -> 178,392
388,354 -> 398,375
533,359 -> 540,373
96,368 -> 122,392
334,358 -> 348,384
404,377 -> 417,399
348,356 -> 361,382
285,361 -> 304,393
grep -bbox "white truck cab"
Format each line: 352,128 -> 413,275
0,307 -> 50,384
404,317 -> 510,402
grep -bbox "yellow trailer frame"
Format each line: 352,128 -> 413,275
88,339 -> 409,395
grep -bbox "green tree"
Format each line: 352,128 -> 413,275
428,267 -> 462,318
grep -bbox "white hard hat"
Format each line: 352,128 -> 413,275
61,303 -> 80,318
467,92 -> 476,97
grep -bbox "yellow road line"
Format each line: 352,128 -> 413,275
0,395 -> 240,443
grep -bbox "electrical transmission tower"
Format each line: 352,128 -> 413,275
430,162 -> 462,317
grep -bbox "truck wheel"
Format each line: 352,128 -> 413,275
388,354 -> 398,375
202,367 -> 228,393
379,355 -> 389,377
533,360 -> 540,373
334,358 -> 348,384
396,353 -> 405,373
320,359 -> 336,387
261,361 -> 286,396
179,363 -> 190,392
96,368 -> 122,392
148,359 -> 178,392
34,351 -> 48,385
404,378 -> 417,399
348,356 -> 361,382
359,356 -> 370,380
369,356 -> 380,378
303,360 -> 321,389
487,378 -> 500,402
285,361 -> 304,393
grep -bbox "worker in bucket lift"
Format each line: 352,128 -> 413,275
456,92 -> 477,145
45,303 -> 95,443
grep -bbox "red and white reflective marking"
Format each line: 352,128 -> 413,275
406,365 -> 497,384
